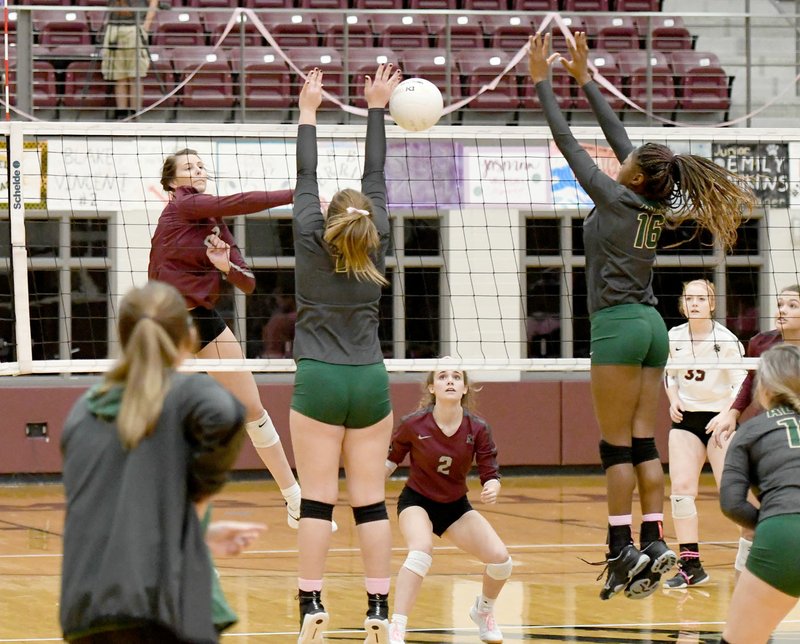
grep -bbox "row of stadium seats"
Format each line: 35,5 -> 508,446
14,0 -> 662,10
11,47 -> 731,118
18,10 -> 694,52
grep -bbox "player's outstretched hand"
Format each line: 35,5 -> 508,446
206,520 -> 266,557
561,31 -> 593,86
528,33 -> 559,84
299,68 -> 323,118
205,233 -> 231,273
365,63 -> 403,109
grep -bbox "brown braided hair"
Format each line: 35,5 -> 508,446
633,143 -> 757,252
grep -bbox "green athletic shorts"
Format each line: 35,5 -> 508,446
291,359 -> 392,429
747,514 -> 800,597
590,303 -> 669,367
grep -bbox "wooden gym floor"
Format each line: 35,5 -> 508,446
2,473 -> 800,643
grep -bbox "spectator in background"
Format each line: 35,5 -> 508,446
101,0 -> 159,120
261,291 -> 297,359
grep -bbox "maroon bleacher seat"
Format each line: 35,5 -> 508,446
408,0 -> 456,8
316,13 -> 374,48
151,10 -> 206,47
170,48 -> 235,109
229,47 -> 293,109
205,11 -> 263,48
300,0 -> 346,8
563,0 -> 609,10
285,47 -> 344,109
35,10 -> 92,47
20,0 -> 69,5
615,0 -> 661,10
371,14 -> 430,50
516,56 -> 573,110
62,60 -> 112,111
76,0 -> 107,6
462,0 -> 507,9
186,0 -> 237,6
482,14 -> 535,51
7,52 -> 59,111
398,48 -> 462,102
137,52 -> 179,110
259,11 -> 318,48
354,0 -> 403,7
428,14 -> 486,50
585,15 -> 639,52
456,49 -> 519,111
344,48 -> 398,106
669,50 -> 730,112
572,50 -> 625,111
634,16 -> 692,50
244,0 -> 292,7
616,49 -> 676,111
512,0 -> 559,9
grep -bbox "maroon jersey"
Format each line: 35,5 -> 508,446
388,407 -> 500,503
731,329 -> 782,414
148,186 -> 293,310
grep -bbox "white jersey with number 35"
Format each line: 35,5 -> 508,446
666,322 -> 747,412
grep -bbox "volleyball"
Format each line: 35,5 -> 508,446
389,78 -> 444,132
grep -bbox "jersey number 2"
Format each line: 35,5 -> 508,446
634,213 -> 664,250
437,456 -> 453,476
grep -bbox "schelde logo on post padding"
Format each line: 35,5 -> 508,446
12,160 -> 23,210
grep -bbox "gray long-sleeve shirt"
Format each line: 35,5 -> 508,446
60,374 -> 246,643
720,405 -> 800,530
292,108 -> 391,365
536,80 -> 664,315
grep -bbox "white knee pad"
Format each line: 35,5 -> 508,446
485,556 -> 513,581
734,537 -> 752,572
671,494 -> 698,520
246,410 -> 280,448
402,550 -> 432,578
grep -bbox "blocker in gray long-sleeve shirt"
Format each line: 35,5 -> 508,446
720,405 -> 800,531
535,79 -> 665,315
292,108 -> 391,365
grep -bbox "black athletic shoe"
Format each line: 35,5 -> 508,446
364,592 -> 390,643
663,558 -> 710,589
598,544 -> 650,600
298,590 -> 329,643
625,539 -> 678,599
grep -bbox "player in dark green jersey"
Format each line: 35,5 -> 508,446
720,344 -> 800,644
529,31 -> 756,601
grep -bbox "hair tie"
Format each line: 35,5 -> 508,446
346,206 -> 370,217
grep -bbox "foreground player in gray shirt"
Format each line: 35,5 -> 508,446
290,64 -> 401,644
529,31 -> 755,601
720,344 -> 800,644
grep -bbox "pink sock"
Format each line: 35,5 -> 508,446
642,513 -> 664,523
365,577 -> 390,595
608,514 -> 633,526
298,578 -> 323,592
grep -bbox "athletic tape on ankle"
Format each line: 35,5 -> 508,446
734,537 -> 752,572
403,550 -> 432,578
245,410 -> 280,448
485,556 -> 513,580
670,495 -> 697,520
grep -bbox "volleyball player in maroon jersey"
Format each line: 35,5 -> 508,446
149,151 -> 305,529
385,369 -> 511,644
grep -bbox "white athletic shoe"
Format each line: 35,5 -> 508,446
469,597 -> 503,644
298,610 -> 329,643
388,622 -> 406,644
363,616 -> 390,644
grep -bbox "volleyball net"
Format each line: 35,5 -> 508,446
1,120 -> 797,376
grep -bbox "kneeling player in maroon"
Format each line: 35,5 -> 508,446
386,369 -> 511,644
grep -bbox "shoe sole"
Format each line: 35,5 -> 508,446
626,550 -> 678,599
363,617 -> 390,644
298,611 -> 329,643
600,553 -> 650,600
